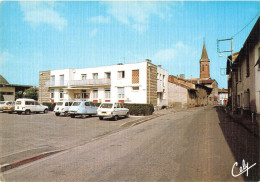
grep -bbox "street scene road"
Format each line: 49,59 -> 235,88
2,106 -> 259,181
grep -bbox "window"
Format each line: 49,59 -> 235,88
81,74 -> 86,80
60,89 -> 64,99
118,87 -> 124,98
105,88 -> 111,98
237,95 -> 240,107
51,75 -> 55,82
85,102 -> 90,106
105,72 -> 111,79
93,73 -> 98,79
93,89 -> 98,98
82,90 -> 87,99
163,75 -> 165,86
35,102 -> 40,105
60,75 -> 64,86
74,93 -> 81,99
118,71 -> 125,79
258,47 -> 260,69
132,86 -> 139,91
132,70 -> 139,83
202,65 -> 204,71
25,101 -> 34,105
50,89 -> 54,98
246,54 -> 250,77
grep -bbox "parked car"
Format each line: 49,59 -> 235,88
15,98 -> 48,115
68,101 -> 98,118
2,101 -> 15,113
0,101 -> 10,111
53,101 -> 73,116
97,102 -> 129,121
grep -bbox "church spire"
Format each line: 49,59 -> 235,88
200,41 -> 209,61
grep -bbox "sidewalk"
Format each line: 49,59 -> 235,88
226,108 -> 260,138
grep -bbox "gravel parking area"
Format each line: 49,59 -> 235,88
0,112 -> 137,165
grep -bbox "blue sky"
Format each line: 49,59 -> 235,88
0,1 -> 259,88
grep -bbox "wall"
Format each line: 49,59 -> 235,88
168,82 -> 187,108
39,71 -> 50,103
0,86 -> 15,101
147,61 -> 157,106
254,41 -> 260,114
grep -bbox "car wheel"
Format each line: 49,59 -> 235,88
44,109 -> 48,114
25,110 -> 30,115
82,115 -> 86,119
8,111 -> 13,114
88,114 -> 92,117
64,112 -> 68,117
18,111 -> 22,115
71,115 -> 75,118
55,112 -> 60,116
114,115 -> 118,121
99,116 -> 103,120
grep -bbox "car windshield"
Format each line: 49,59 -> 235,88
100,103 -> 113,108
6,102 -> 13,105
16,101 -> 22,105
0,101 -> 6,104
72,102 -> 81,106
57,102 -> 63,106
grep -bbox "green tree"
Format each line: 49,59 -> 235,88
24,88 -> 38,100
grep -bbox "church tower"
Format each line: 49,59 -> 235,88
200,41 -> 210,79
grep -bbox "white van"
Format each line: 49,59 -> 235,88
53,101 -> 73,116
15,98 -> 48,115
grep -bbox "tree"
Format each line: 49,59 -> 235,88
24,87 -> 38,100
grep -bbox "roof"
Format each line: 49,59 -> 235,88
218,88 -> 228,93
185,78 -> 216,84
0,75 -> 9,84
168,75 -> 196,90
200,42 -> 209,62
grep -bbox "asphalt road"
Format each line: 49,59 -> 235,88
0,111 -> 137,165
2,107 -> 259,181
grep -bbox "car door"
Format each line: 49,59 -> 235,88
121,103 -> 127,115
35,101 -> 41,112
114,103 -> 119,116
84,101 -> 91,114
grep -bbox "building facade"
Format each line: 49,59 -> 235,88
227,17 -> 260,116
39,60 -> 168,106
0,75 -> 32,101
218,89 -> 228,105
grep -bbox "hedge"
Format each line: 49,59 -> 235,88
123,103 -> 154,116
42,102 -> 56,111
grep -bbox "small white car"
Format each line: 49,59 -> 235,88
97,102 -> 129,121
0,101 -> 9,111
68,100 -> 98,118
54,101 -> 73,116
15,98 -> 48,115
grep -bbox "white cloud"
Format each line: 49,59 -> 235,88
88,16 -> 110,24
89,28 -> 98,38
152,41 -> 197,62
103,2 -> 168,33
19,2 -> 67,31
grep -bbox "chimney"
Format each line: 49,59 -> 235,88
180,74 -> 185,79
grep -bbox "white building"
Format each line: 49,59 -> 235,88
39,60 -> 168,106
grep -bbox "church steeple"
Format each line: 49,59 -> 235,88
200,41 -> 209,61
200,41 -> 210,79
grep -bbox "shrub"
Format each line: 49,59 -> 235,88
123,103 -> 154,116
42,102 -> 56,111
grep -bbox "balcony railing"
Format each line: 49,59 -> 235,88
69,78 -> 111,87
46,79 -> 111,87
45,80 -> 68,87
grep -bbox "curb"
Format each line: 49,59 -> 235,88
1,150 -> 63,173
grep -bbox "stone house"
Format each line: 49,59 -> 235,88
168,75 -> 212,108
